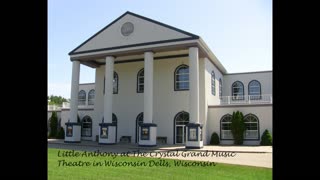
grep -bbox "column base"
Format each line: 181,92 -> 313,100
99,143 -> 116,145
64,122 -> 81,143
185,123 -> 203,149
138,123 -> 157,147
99,123 -> 117,144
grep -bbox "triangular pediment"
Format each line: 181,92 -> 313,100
69,11 -> 199,55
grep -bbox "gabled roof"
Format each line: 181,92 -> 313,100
69,11 -> 199,55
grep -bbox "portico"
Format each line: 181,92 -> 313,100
67,46 -> 204,148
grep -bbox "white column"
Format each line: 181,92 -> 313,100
144,51 -> 153,123
104,56 -> 114,123
189,47 -> 199,123
70,60 -> 80,122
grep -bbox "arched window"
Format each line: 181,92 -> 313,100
81,116 -> 92,137
248,80 -> 261,100
219,78 -> 222,99
78,90 -> 86,105
174,65 -> 189,91
103,72 -> 119,95
232,81 -> 244,100
244,114 -> 259,140
211,71 -> 215,95
220,114 -> 233,140
113,72 -> 118,94
112,113 -> 117,124
136,112 -> 143,143
137,69 -> 144,93
88,89 -> 95,105
174,111 -> 189,144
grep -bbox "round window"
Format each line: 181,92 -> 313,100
121,22 -> 134,36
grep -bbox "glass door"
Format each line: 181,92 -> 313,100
176,125 -> 186,144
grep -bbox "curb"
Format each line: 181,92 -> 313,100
48,141 -> 272,153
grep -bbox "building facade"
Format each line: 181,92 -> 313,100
50,11 -> 272,147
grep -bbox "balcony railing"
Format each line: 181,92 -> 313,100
62,102 -> 70,108
59,102 -> 94,109
47,105 -> 62,111
220,94 -> 272,105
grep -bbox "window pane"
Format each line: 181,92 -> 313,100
244,115 -> 259,139
175,66 -> 189,90
81,117 -> 92,137
137,69 -> 144,92
113,72 -> 118,94
249,80 -> 261,97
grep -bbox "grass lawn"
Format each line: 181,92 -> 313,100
48,148 -> 272,180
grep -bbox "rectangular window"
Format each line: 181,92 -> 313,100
100,126 -> 108,139
141,127 -> 150,140
188,127 -> 198,141
66,125 -> 73,137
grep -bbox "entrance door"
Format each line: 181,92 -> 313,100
176,125 -> 186,144
136,113 -> 143,143
174,111 -> 189,144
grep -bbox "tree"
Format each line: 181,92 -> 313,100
231,111 -> 245,145
49,111 -> 58,138
57,127 -> 65,139
48,95 -> 68,106
210,132 -> 220,145
260,129 -> 272,145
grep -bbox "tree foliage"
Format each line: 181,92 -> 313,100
210,132 -> 220,145
57,127 -> 65,139
260,129 -> 272,145
49,111 -> 58,138
231,111 -> 245,145
48,95 -> 68,106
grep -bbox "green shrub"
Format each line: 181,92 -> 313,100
260,129 -> 272,145
49,111 -> 58,138
57,127 -> 65,139
210,132 -> 220,145
231,111 -> 245,145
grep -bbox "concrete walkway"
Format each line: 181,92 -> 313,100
48,139 -> 272,168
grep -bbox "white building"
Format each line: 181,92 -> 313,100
51,11 -> 272,148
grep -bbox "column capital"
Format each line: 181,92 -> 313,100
189,46 -> 199,51
144,50 -> 155,54
70,59 -> 81,62
105,55 -> 116,59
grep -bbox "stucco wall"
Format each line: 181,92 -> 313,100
222,71 -> 272,97
92,56 -> 197,144
204,57 -> 224,105
207,105 -> 272,145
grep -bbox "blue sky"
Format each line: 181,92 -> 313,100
48,0 -> 272,99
